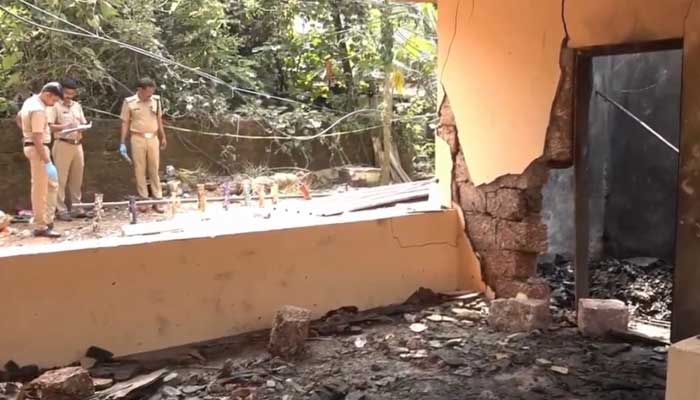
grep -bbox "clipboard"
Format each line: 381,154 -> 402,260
61,121 -> 93,135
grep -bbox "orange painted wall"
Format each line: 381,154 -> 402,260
0,210 -> 483,368
436,0 -> 690,187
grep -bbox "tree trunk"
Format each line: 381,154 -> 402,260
331,1 -> 356,109
381,66 -> 393,185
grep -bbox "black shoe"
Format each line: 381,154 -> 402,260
33,228 -> 61,238
56,213 -> 73,222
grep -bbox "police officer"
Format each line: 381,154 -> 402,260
47,79 -> 89,221
19,82 -> 63,237
119,77 -> 167,213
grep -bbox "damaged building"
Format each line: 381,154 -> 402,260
3,0 -> 700,399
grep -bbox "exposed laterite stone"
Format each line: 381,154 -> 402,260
486,189 -> 527,221
20,367 -> 94,400
459,183 -> 486,214
439,97 -> 456,127
493,277 -> 551,300
480,250 -> 537,284
454,151 -> 471,184
465,215 -> 497,250
269,305 -> 312,359
437,125 -> 459,157
544,45 -> 575,168
497,220 -> 547,253
578,298 -> 630,337
488,297 -> 551,332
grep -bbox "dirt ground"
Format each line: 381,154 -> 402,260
39,294 -> 664,400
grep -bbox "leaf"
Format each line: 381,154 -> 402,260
392,69 -> 405,95
1,51 -> 23,70
99,0 -> 118,19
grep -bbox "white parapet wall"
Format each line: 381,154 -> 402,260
0,209 -> 483,368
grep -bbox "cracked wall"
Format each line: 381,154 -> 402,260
435,0 -> 694,297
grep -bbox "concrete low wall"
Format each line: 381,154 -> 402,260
0,118 -> 373,212
0,210 -> 482,368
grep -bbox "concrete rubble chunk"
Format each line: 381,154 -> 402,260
268,305 -> 312,359
20,367 -> 94,400
578,298 -> 629,337
488,297 -> 551,333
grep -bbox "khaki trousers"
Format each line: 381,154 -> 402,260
23,145 -> 57,229
130,134 -> 162,199
52,140 -> 84,213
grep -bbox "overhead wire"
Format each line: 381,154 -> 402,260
2,1 -> 436,142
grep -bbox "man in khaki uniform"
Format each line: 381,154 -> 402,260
47,79 -> 89,221
119,77 -> 167,213
20,82 -> 63,237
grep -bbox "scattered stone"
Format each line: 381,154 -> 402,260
433,349 -> 469,367
578,298 -> 630,337
0,382 -> 22,399
602,343 -> 632,357
266,380 -> 276,388
654,346 -> 668,354
427,314 -> 443,322
268,305 -> 312,359
535,358 -> 552,367
488,298 -> 551,332
19,230 -> 32,239
409,323 -> 427,333
345,391 -> 367,400
354,336 -> 367,349
20,367 -> 94,400
89,361 -> 142,382
86,346 -> 114,362
162,385 -> 182,397
429,340 -> 444,349
229,386 -> 256,400
493,278 -> 551,300
550,366 -> 569,375
92,377 -> 114,390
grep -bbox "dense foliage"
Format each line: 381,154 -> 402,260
0,0 -> 437,171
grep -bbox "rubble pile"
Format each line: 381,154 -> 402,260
0,289 -> 669,400
539,256 -> 672,322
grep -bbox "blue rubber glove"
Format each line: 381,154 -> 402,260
45,162 -> 58,182
119,143 -> 128,157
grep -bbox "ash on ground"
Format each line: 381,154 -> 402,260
539,256 -> 672,322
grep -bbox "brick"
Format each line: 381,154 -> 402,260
488,298 -> 551,332
493,277 -> 551,300
268,305 -> 312,359
486,189 -> 527,221
497,220 -> 547,253
453,151 -> 471,184
458,183 -> 486,214
20,367 -> 94,400
465,215 -> 497,250
480,250 -> 537,284
578,298 -> 629,337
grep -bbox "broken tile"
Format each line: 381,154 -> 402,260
409,323 -> 427,333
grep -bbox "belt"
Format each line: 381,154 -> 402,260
58,138 -> 82,145
131,131 -> 156,139
23,142 -> 50,147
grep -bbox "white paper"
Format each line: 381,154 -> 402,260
61,121 -> 92,135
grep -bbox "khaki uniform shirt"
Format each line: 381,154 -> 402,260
20,94 -> 51,143
120,94 -> 161,134
47,100 -> 86,141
